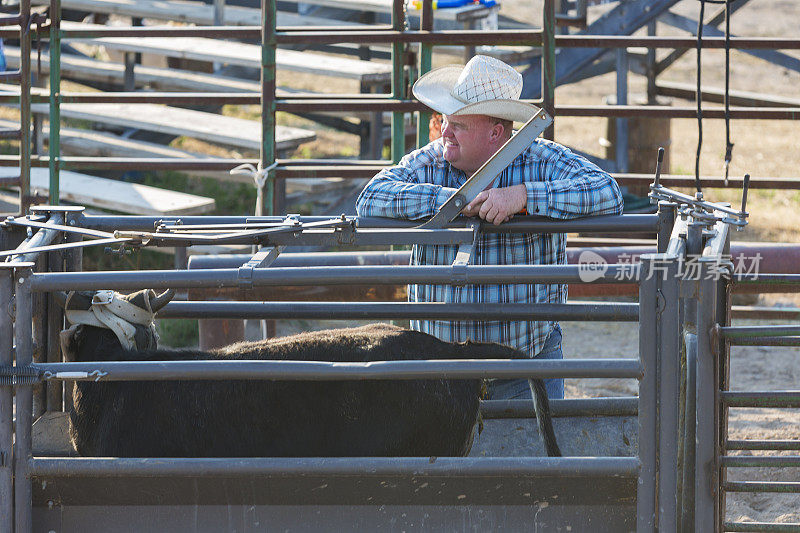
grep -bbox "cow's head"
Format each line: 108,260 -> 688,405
58,289 -> 174,361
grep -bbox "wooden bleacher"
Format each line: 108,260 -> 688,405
0,118 -> 351,197
29,102 -> 316,153
0,167 -> 215,215
60,21 -> 392,86
31,0 -> 362,28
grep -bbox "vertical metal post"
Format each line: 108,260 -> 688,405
657,201 -> 677,254
615,47 -> 629,174
716,235 -> 732,533
47,245 -> 64,411
695,261 -> 719,532
658,254 -> 681,531
679,220 -> 704,529
14,265 -> 34,532
62,212 -> 83,413
213,0 -> 225,71
261,0 -> 277,215
542,0 -> 556,140
19,0 -> 32,214
637,255 -> 658,532
49,0 -> 62,206
415,0 -> 433,147
213,0 -> 225,26
32,255 -> 46,417
646,20 -> 657,104
174,245 -> 188,270
0,266 -> 14,533
391,0 -> 406,163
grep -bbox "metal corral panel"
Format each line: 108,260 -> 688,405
33,471 -> 635,532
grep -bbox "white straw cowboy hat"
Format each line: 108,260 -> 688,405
412,55 -> 540,123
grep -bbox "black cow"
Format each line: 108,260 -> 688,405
61,289 -> 561,458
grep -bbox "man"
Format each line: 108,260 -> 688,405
355,55 -> 623,400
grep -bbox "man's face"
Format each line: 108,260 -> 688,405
440,114 -> 499,175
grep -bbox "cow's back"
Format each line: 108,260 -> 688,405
70,324 -> 514,457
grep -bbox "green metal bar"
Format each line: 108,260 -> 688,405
49,0 -> 62,206
261,0 -> 276,215
391,0 -> 405,163
415,0 -> 433,147
542,0 -> 556,140
19,0 -> 32,213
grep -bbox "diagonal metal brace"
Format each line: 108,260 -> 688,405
238,246 -> 286,290
451,224 -> 480,286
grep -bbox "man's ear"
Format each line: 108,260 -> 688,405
488,121 -> 505,143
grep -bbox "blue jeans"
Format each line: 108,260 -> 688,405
487,325 -> 564,400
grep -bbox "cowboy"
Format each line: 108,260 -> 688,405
355,55 -> 624,401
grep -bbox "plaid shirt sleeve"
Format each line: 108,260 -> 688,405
355,142 -> 458,220
523,139 -> 624,219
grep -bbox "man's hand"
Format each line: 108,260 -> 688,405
463,184 -> 527,225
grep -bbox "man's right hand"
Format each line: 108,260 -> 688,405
463,185 -> 526,225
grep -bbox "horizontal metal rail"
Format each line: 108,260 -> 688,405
157,301 -> 639,321
16,93 -> 800,118
39,212 -> 655,233
28,456 -> 641,478
28,265 -> 639,292
724,522 -> 800,533
735,274 -> 800,285
727,337 -> 800,346
6,154 -> 800,180
34,358 -> 643,381
615,174 -> 800,190
727,440 -> 800,451
39,23 -> 800,49
719,326 -> 800,338
722,456 -> 800,468
722,391 -> 800,408
723,481 -> 800,494
481,397 -> 638,419
0,128 -> 22,139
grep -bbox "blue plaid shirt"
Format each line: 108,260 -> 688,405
355,137 -> 623,357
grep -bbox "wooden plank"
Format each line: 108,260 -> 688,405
61,21 -> 392,83
279,0 -> 494,22
0,119 -> 347,193
29,102 -> 316,152
31,0 -> 361,27
655,80 -> 800,108
0,167 -> 215,215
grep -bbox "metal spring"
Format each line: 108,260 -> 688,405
0,365 -> 42,387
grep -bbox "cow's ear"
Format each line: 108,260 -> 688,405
65,291 -> 93,312
59,324 -> 85,361
122,289 -> 150,310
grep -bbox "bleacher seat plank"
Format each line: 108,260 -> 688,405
32,0 -> 360,27
29,102 -> 316,152
282,0 -> 493,22
0,118 -> 348,194
0,167 -> 215,215
6,47 -> 267,93
61,22 -> 392,84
